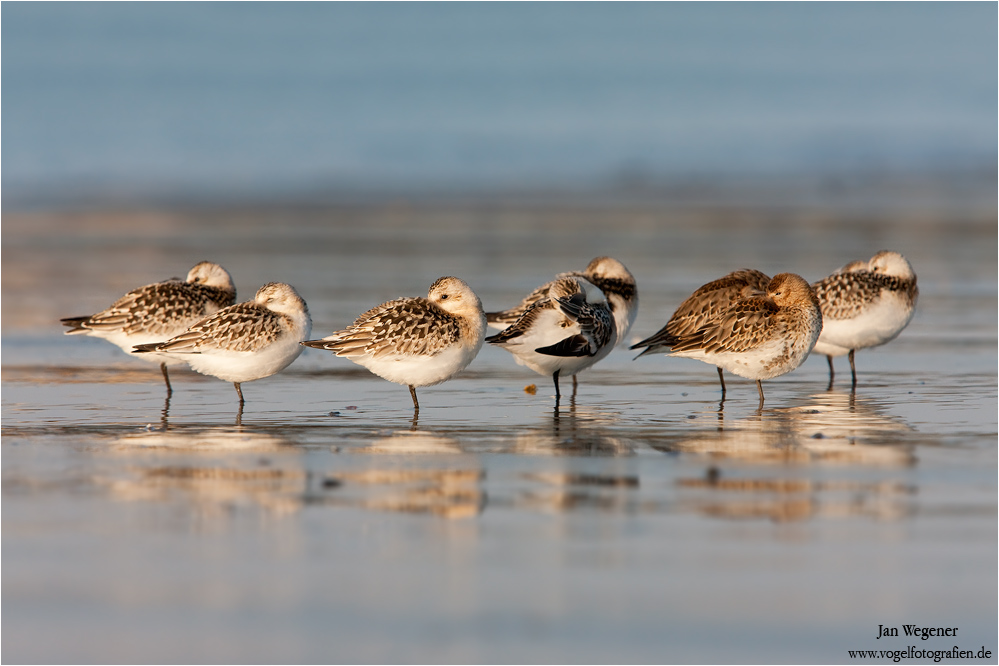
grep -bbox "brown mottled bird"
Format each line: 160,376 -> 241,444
630,269 -> 770,394
634,272 -> 822,407
61,261 -> 236,393
302,277 -> 485,413
134,282 -> 310,406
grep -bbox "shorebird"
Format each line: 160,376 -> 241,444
630,268 -> 770,394
645,273 -> 822,408
61,261 -> 236,393
487,256 -> 637,396
486,276 -> 616,401
302,276 -> 486,413
487,256 -> 638,341
811,250 -> 918,387
133,282 -> 311,405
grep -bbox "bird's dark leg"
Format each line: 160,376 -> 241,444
552,370 -> 561,402
161,392 -> 171,429
717,367 -> 726,395
409,385 -> 420,412
848,349 -> 857,388
826,355 -> 835,391
160,362 -> 173,395
234,382 -> 245,406
756,380 -> 765,410
571,374 -> 578,399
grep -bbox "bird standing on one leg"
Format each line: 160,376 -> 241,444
486,276 -> 615,403
302,277 -> 486,414
486,257 -> 637,399
61,261 -> 236,393
134,283 -> 311,406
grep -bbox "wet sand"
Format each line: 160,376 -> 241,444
3,190 -> 997,662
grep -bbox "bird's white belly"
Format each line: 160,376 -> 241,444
100,330 -> 191,367
497,309 -> 616,378
357,343 -> 478,387
186,336 -> 304,384
811,339 -> 851,358
508,345 -> 610,378
819,297 -> 914,351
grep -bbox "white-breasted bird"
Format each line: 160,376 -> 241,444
486,276 -> 616,401
134,282 -> 311,405
302,276 -> 486,413
811,250 -> 918,386
61,261 -> 236,392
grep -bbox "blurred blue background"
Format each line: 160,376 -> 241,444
3,2 -> 996,208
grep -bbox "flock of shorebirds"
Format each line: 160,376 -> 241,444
61,251 -> 918,413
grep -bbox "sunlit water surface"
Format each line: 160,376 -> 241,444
3,198 -> 996,663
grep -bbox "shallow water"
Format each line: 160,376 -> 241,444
3,196 -> 997,663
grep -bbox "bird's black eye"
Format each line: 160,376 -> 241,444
440,294 -> 449,300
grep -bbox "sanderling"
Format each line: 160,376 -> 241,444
61,261 -> 236,392
487,256 -> 638,343
302,276 -> 486,413
630,269 -> 770,394
657,273 -> 822,408
811,250 -> 918,386
486,276 -> 616,401
133,283 -> 311,405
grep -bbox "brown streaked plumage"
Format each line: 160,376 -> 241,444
134,282 -> 311,406
630,269 -> 770,393
61,261 -> 236,393
302,277 -> 486,413
652,273 -> 822,407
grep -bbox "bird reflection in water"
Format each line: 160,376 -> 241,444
664,391 -> 918,522
674,465 -> 915,523
514,395 -> 635,457
517,470 -> 641,514
510,398 -> 642,513
323,467 -> 485,519
662,390 -> 915,465
155,391 -> 245,428
106,426 -> 487,521
341,428 -> 485,517
102,429 -> 310,523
